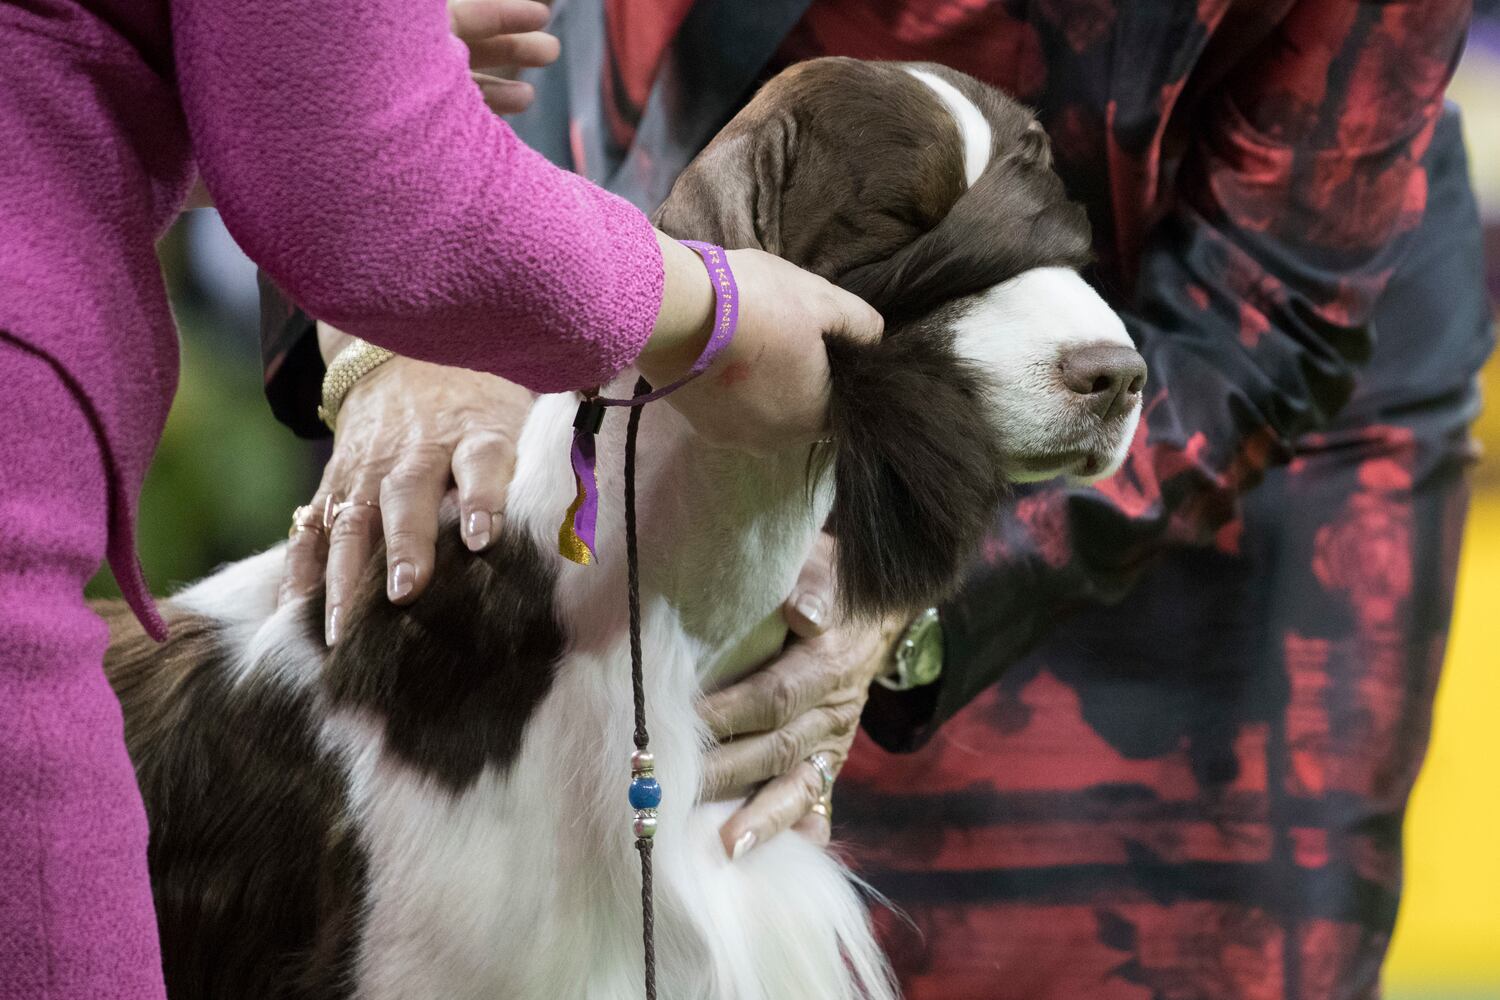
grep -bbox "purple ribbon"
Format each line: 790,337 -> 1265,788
559,242 -> 740,564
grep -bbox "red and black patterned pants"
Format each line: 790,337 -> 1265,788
841,420 -> 1473,999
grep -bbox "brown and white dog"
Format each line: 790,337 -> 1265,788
101,59 -> 1145,1000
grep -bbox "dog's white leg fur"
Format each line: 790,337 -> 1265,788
905,67 -> 992,186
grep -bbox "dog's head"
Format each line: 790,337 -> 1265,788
653,58 -> 1144,616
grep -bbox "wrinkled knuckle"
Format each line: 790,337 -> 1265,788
765,674 -> 801,728
768,728 -> 804,775
459,429 -> 519,455
381,469 -> 433,504
288,531 -> 322,560
829,700 -> 862,737
406,439 -> 454,465
330,509 -> 374,541
383,525 -> 432,554
699,757 -> 729,797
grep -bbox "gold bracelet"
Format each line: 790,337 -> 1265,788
318,338 -> 395,431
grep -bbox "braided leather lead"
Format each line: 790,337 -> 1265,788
624,379 -> 656,1000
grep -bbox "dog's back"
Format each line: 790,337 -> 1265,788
101,572 -> 366,1000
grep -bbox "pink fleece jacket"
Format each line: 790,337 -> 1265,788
0,0 -> 664,638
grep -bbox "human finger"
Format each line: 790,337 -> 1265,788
473,75 -> 537,115
698,640 -> 845,740
324,498 -> 382,646
718,755 -> 838,860
701,699 -> 860,801
449,0 -> 550,41
465,30 -> 560,70
379,450 -> 451,604
791,809 -> 832,846
453,431 -> 516,552
783,533 -> 836,638
823,282 -> 884,345
278,512 -> 328,607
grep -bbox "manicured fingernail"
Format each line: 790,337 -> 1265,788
389,561 -> 415,601
731,831 -> 757,861
794,595 -> 824,627
464,511 -> 492,552
325,605 -> 341,647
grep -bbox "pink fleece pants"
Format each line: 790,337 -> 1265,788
0,336 -> 166,999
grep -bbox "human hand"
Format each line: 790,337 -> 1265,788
639,236 -> 884,454
281,324 -> 534,645
449,0 -> 560,115
698,535 -> 907,857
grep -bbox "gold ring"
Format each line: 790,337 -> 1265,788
322,496 -> 379,531
289,504 -> 325,539
809,796 -> 832,822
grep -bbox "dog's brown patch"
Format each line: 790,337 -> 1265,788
100,601 -> 366,1000
312,521 -> 567,794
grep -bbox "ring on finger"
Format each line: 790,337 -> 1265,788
807,751 -> 836,799
809,794 -> 832,822
289,504 -> 325,539
322,496 -> 380,531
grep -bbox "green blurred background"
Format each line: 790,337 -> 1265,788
96,22 -> 1500,999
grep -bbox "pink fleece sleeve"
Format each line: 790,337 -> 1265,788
171,0 -> 663,393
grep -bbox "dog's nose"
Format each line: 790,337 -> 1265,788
1059,344 -> 1147,420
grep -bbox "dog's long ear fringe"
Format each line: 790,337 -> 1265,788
824,327 -> 1010,619
821,143 -> 1088,619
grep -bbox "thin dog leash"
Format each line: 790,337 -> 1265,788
556,241 -> 740,1000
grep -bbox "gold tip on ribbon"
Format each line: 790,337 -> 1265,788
558,473 -> 593,565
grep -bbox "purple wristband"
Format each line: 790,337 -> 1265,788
558,242 -> 740,565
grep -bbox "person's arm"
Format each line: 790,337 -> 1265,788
255,0 -> 555,440
862,0 -> 1472,751
173,0 -> 672,392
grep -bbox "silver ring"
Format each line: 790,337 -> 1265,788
807,752 -> 835,799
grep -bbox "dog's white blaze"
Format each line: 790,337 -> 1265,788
906,67 -> 992,187
953,267 -> 1142,482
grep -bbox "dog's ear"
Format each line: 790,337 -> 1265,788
823,323 -> 1010,620
651,115 -> 792,254
819,104 -> 1083,619
651,58 -> 968,280
839,158 -> 1091,324
1015,120 -> 1054,170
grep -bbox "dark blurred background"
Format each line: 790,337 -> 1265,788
100,17 -> 1500,998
